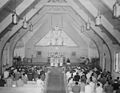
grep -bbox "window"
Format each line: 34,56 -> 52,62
114,52 -> 120,73
71,51 -> 76,57
36,51 -> 42,57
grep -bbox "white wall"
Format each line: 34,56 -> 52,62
34,46 -> 88,58
14,47 -> 25,59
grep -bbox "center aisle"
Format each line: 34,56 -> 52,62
46,67 -> 66,93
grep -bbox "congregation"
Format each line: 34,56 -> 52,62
65,64 -> 120,93
0,65 -> 48,93
0,59 -> 120,93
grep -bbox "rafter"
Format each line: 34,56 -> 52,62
23,3 -> 115,51
23,13 -> 49,44
76,0 -> 120,44
101,0 -> 115,11
0,0 -> 35,34
25,19 -> 49,48
0,0 -> 9,9
10,0 -> 48,36
64,21 -> 87,47
24,6 -> 91,48
64,6 -> 113,68
65,14 -> 89,45
67,0 -> 114,47
0,0 -> 48,73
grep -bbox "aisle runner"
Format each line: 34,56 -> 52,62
46,67 -> 66,93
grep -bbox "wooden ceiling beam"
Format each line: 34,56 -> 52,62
67,0 -> 113,46
0,0 -> 10,9
101,0 -> 115,11
25,19 -> 49,48
9,0 -> 48,36
0,0 -> 48,67
76,0 -> 120,44
23,12 -> 48,44
0,0 -> 35,34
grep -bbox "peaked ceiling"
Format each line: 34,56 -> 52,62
25,13 -> 88,48
0,0 -> 120,47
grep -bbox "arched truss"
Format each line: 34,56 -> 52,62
0,0 -> 118,73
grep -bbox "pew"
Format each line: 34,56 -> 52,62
0,87 -> 43,93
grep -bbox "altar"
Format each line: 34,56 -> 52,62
47,26 -> 65,67
49,52 -> 64,67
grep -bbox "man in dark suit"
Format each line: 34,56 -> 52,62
0,75 -> 6,87
73,72 -> 80,82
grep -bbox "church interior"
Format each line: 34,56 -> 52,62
0,0 -> 120,93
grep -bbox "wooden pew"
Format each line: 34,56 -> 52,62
0,87 -> 43,93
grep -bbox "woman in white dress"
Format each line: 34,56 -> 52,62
36,75 -> 45,92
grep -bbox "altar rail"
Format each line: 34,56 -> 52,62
32,57 -> 48,63
20,62 -> 48,66
23,57 -> 85,63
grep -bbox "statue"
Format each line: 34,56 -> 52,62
50,26 -> 63,46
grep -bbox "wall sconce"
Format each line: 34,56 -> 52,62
95,9 -> 102,26
113,0 -> 120,18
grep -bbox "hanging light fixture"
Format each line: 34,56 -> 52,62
95,9 -> 102,26
22,17 -> 28,29
113,0 -> 120,18
86,17 -> 91,30
29,22 -> 33,31
12,11 -> 18,25
12,0 -> 18,25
